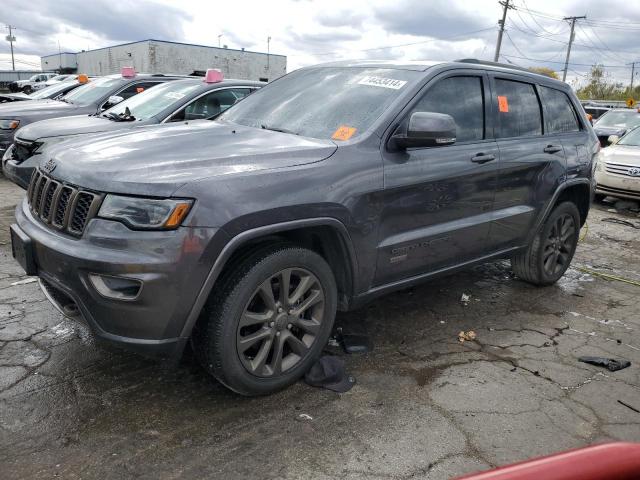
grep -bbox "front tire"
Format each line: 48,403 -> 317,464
193,244 -> 337,396
511,201 -> 580,286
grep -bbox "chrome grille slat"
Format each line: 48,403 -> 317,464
26,169 -> 102,237
605,162 -> 640,177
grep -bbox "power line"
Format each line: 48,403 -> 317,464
499,53 -> 627,68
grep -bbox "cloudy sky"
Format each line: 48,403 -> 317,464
2,0 -> 640,87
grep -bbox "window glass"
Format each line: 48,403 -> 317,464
170,88 -> 250,122
495,79 -> 542,138
595,110 -> 640,129
117,81 -> 162,100
540,86 -> 579,133
220,67 -> 420,140
410,76 -> 484,142
64,77 -> 124,106
106,80 -> 200,121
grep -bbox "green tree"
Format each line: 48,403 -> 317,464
576,64 -> 633,101
529,67 -> 559,79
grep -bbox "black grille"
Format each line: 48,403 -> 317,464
27,169 -> 102,237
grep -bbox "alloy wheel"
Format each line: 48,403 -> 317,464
236,268 -> 325,377
542,213 -> 576,276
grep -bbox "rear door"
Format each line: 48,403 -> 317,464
376,71 -> 499,285
538,85 -> 589,182
486,74 -> 566,252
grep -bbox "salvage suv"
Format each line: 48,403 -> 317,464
10,60 -> 598,396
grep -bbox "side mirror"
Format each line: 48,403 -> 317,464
102,95 -> 124,110
392,112 -> 457,149
608,135 -> 620,145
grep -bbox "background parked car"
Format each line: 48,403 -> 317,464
8,73 -> 57,94
595,126 -> 640,200
3,72 -> 262,188
593,108 -> 640,147
0,70 -> 186,157
0,76 -> 92,104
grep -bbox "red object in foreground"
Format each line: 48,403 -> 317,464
455,443 -> 640,480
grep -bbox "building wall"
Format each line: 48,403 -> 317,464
73,40 -> 286,81
40,53 -> 78,71
76,42 -> 152,76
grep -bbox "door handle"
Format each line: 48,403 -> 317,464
544,144 -> 563,154
471,153 -> 496,164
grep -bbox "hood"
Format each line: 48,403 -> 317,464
0,100 -> 84,124
45,121 -> 338,196
0,92 -> 31,103
594,125 -> 627,137
17,114 -> 131,141
599,144 -> 640,167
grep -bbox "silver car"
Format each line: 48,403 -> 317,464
595,126 -> 640,200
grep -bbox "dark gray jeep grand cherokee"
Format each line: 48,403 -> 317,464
11,60 -> 598,395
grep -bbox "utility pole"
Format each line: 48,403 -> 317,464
494,0 -> 513,62
5,25 -> 16,71
218,34 -> 223,48
628,62 -> 639,94
562,15 -> 586,82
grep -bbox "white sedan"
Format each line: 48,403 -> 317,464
595,127 -> 640,200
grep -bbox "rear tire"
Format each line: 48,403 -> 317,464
511,201 -> 580,286
192,244 -> 337,396
23,85 -> 32,94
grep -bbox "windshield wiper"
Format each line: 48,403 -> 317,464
104,108 -> 136,122
260,124 -> 298,136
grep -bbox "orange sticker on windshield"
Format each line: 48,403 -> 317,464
332,125 -> 357,141
136,87 -> 145,93
498,95 -> 509,113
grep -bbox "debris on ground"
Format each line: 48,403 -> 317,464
601,217 -> 640,229
578,356 -> 631,372
337,328 -> 372,354
458,331 -> 477,343
613,199 -> 640,212
295,413 -> 313,422
460,293 -> 470,305
304,356 -> 356,393
618,400 -> 640,414
10,277 -> 38,286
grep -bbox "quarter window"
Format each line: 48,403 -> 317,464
539,86 -> 580,133
495,79 -> 542,138
411,76 -> 485,143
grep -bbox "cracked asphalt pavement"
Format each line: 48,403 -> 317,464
1,175 -> 639,479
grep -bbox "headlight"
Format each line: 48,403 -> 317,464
0,119 -> 20,130
98,195 -> 193,230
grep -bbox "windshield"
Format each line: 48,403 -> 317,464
29,82 -> 75,99
28,74 -> 40,82
618,127 -> 640,146
219,67 -> 419,140
596,110 -> 640,129
105,80 -> 200,121
63,77 -> 123,106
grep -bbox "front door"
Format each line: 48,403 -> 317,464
376,72 -> 498,286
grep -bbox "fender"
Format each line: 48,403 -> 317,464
526,178 -> 593,244
177,217 -> 358,344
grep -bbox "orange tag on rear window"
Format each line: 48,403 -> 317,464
332,125 -> 357,141
498,95 -> 509,113
136,87 -> 145,93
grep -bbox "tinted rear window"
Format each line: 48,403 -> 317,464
539,86 -> 579,133
495,79 -> 542,138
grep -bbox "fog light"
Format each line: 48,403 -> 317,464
88,273 -> 142,300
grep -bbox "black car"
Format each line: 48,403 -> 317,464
10,59 -> 598,396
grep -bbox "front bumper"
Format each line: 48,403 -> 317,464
13,198 -> 220,358
595,170 -> 640,200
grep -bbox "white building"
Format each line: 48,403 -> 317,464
41,39 -> 286,82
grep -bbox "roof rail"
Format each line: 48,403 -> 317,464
455,58 -> 536,74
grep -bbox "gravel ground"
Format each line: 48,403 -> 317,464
0,176 -> 639,479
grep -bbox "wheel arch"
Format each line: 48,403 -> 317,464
535,179 -> 592,232
179,217 -> 358,343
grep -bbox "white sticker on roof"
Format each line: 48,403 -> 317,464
165,91 -> 186,100
358,76 -> 407,90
